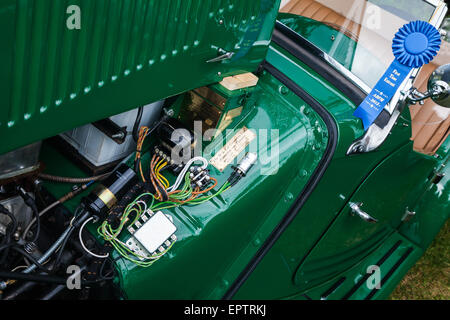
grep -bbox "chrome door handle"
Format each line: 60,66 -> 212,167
349,202 -> 378,223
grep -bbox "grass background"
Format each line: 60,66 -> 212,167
390,220 -> 449,300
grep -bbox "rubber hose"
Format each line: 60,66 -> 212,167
38,172 -> 111,184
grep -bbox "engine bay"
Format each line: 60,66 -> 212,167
0,68 -> 328,299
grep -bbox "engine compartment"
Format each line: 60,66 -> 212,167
0,69 -> 328,299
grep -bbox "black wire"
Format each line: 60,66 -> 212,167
0,243 -> 15,253
9,246 -> 53,273
0,242 -> 15,268
52,226 -> 76,270
132,107 -> 144,143
28,203 -> 40,244
0,270 -> 111,286
99,257 -> 116,281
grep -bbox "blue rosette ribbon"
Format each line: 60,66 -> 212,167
354,20 -> 441,130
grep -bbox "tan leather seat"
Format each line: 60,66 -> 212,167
281,0 -> 394,66
281,0 -> 449,154
410,63 -> 450,155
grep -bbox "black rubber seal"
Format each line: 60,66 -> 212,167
223,61 -> 338,299
272,21 -> 367,106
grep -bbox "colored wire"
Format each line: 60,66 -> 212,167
79,217 -> 109,259
135,126 -> 150,182
97,192 -> 176,267
167,157 -> 208,192
154,159 -> 169,189
149,155 -> 169,201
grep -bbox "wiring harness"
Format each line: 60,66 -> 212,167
95,128 -> 236,267
96,158 -> 230,267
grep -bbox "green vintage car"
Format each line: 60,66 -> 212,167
0,0 -> 448,300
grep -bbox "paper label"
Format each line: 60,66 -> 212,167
210,127 -> 256,172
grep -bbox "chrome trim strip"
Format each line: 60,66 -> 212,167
322,55 -> 372,94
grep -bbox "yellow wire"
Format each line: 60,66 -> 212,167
154,160 -> 169,189
159,175 -> 169,189
158,166 -> 169,188
155,159 -> 165,171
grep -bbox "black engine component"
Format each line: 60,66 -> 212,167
157,118 -> 196,161
82,164 -> 138,218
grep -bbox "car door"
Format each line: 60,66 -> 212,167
294,143 -> 438,289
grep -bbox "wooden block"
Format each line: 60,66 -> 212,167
220,72 -> 259,91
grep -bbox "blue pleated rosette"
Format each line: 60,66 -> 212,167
354,20 -> 442,130
392,20 -> 441,68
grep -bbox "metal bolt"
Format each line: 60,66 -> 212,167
279,85 -> 289,95
112,132 -> 125,139
164,108 -> 175,117
285,192 -> 294,202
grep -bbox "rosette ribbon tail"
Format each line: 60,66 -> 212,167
353,20 -> 441,130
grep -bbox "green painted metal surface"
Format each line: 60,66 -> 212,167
112,69 -> 328,299
398,138 -> 450,251
232,41 -> 447,299
294,143 -> 438,290
0,0 -> 281,155
285,231 -> 423,300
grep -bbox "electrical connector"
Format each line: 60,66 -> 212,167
228,152 -> 258,186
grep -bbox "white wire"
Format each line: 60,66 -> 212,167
167,156 -> 208,192
134,200 -> 148,213
11,265 -> 27,272
79,217 -> 109,259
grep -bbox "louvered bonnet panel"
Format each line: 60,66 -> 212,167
0,0 -> 280,154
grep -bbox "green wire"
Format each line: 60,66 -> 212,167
97,172 -> 232,267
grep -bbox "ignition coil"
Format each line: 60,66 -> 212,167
82,164 -> 138,219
